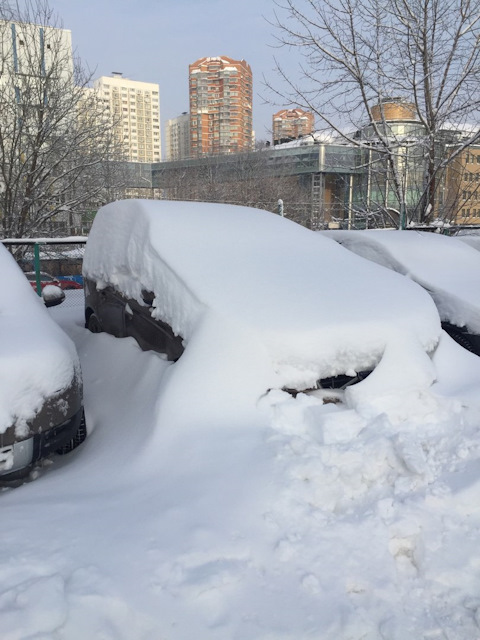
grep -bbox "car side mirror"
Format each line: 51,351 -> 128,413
42,285 -> 65,307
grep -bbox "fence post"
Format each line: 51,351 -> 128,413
34,243 -> 41,295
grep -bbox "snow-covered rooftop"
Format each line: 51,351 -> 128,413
273,130 -> 340,149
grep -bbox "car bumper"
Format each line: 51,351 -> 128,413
0,407 -> 84,479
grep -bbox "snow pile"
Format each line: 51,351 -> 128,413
0,246 -> 79,435
2,206 -> 480,638
83,200 -> 441,391
1,297 -> 480,639
323,229 -> 480,333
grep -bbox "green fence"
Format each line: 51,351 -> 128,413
2,238 -> 87,309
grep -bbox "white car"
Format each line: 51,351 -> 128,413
83,200 -> 441,396
323,229 -> 480,355
0,244 -> 86,479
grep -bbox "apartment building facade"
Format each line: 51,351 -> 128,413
94,73 -> 161,163
165,112 -> 190,161
189,56 -> 253,157
0,19 -> 74,86
272,108 -> 315,145
443,145 -> 480,225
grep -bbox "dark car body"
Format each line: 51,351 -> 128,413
0,379 -> 85,479
84,280 -> 184,362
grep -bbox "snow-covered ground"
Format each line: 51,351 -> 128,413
0,285 -> 479,638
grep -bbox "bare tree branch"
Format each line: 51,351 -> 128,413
268,0 -> 480,224
0,0 -> 121,239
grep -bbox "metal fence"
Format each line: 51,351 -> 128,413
2,238 -> 87,309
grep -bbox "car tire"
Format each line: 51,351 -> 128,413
87,313 -> 102,333
56,411 -> 87,455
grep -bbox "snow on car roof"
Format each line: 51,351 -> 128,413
0,245 -> 80,435
83,200 -> 441,389
323,229 -> 480,333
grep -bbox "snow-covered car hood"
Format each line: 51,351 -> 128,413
0,245 -> 81,435
83,200 -> 441,390
323,229 -> 480,334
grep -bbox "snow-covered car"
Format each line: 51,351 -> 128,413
83,200 -> 442,396
25,271 -> 62,290
57,275 -> 84,289
0,245 -> 86,480
323,229 -> 480,355
456,233 -> 480,252
25,271 -> 82,291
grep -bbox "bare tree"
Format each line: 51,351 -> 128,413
0,0 -> 118,240
155,149 -> 313,225
269,0 -> 480,225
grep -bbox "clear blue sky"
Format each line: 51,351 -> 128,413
50,0 -> 303,146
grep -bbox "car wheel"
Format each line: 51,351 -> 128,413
56,411 -> 87,455
88,313 -> 102,333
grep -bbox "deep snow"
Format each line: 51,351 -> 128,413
1,288 -> 480,638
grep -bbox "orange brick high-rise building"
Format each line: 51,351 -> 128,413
272,108 -> 315,145
189,56 -> 253,157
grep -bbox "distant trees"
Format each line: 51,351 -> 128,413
0,0 -> 118,239
155,150 -> 313,226
270,0 -> 480,225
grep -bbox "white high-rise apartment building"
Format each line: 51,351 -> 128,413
94,72 -> 161,163
165,112 -> 190,161
0,19 -> 74,87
